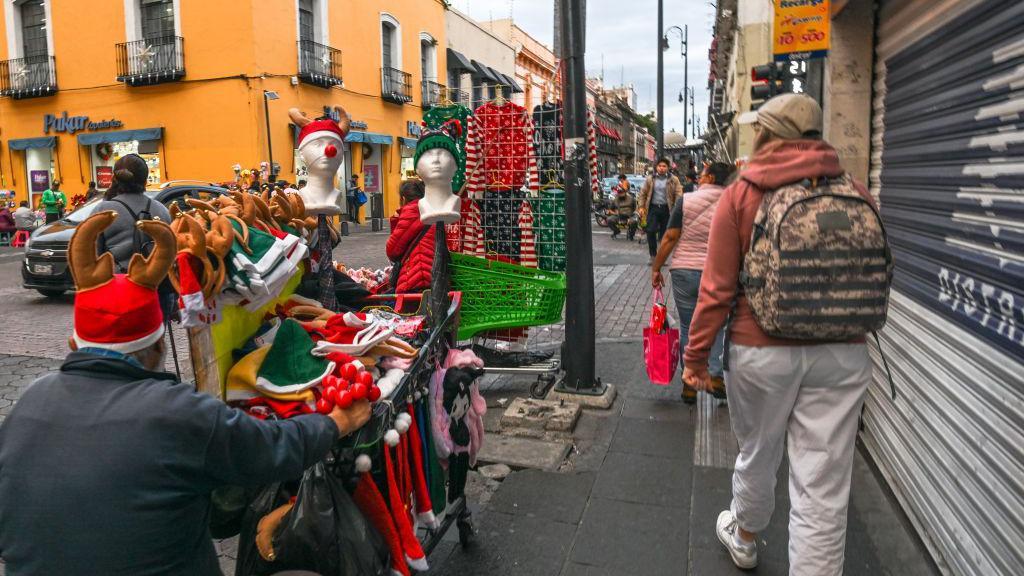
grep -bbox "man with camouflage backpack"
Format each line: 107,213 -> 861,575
683,93 -> 892,574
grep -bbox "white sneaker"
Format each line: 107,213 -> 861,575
716,510 -> 758,570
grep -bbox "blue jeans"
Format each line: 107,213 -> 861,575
670,268 -> 725,378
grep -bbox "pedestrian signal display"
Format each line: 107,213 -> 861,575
750,60 -> 810,109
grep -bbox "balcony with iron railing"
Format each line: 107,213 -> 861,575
381,67 -> 412,104
0,55 -> 57,99
421,79 -> 445,108
116,36 -> 185,86
297,40 -> 343,88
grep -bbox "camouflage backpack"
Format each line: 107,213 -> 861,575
739,174 -> 893,340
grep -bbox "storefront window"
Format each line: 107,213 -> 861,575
400,143 -> 416,179
92,140 -> 162,189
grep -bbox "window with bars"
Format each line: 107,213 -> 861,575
20,0 -> 47,59
298,0 -> 314,42
140,0 -> 174,41
382,22 -> 395,68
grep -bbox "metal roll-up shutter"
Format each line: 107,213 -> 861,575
866,0 -> 1024,574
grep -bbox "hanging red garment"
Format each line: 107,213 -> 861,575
465,101 -> 539,197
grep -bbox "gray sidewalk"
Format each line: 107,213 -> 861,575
425,340 -> 938,576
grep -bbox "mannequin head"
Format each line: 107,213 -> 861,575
415,148 -> 457,185
289,107 -> 350,215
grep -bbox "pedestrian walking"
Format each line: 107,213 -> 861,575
683,93 -> 888,574
638,158 -> 682,262
347,174 -> 362,223
0,213 -> 371,575
651,161 -> 733,403
41,180 -> 66,223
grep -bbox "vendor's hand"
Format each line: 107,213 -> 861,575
328,400 -> 372,438
638,208 -> 647,219
683,366 -> 712,392
652,269 -> 664,288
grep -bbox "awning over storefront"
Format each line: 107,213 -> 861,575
8,136 -> 56,150
77,128 -> 163,145
345,131 -> 393,145
399,137 -> 419,148
500,73 -> 524,93
471,61 -> 502,85
447,48 -> 474,71
596,122 -> 622,141
489,67 -> 511,88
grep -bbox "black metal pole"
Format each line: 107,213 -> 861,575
683,24 -> 688,150
263,92 -> 274,181
656,0 -> 664,160
556,0 -> 603,395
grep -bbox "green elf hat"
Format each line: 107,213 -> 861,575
254,318 -> 335,395
414,119 -> 463,167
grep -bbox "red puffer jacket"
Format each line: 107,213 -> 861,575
386,201 -> 435,294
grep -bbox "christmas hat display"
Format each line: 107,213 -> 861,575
68,211 -> 175,353
254,318 -> 334,395
225,345 -> 317,405
414,119 -> 463,167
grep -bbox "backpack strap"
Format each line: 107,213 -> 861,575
872,330 -> 897,400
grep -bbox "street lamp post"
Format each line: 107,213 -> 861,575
665,25 -> 688,147
263,90 -> 280,181
656,0 -> 664,160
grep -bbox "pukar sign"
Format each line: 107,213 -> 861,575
43,112 -> 123,135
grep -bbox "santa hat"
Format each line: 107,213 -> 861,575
352,454 -> 411,576
254,318 -> 335,395
290,107 -> 349,150
69,211 -> 175,353
403,406 -> 438,529
383,428 -> 429,572
175,253 -> 206,328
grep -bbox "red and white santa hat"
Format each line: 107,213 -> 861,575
290,107 -> 349,149
68,211 -> 176,353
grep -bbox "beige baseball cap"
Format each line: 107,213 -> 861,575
737,93 -> 822,139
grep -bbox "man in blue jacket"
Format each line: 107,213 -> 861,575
0,212 -> 371,575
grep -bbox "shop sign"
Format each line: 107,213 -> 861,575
407,121 -> 422,138
773,0 -> 830,62
350,120 -> 368,131
30,170 -> 50,193
363,165 -> 380,194
96,166 -> 114,189
321,106 -> 368,131
43,111 -> 123,135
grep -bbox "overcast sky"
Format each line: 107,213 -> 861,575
452,0 -> 714,137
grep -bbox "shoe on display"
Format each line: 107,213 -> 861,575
716,510 -> 758,570
711,376 -> 727,400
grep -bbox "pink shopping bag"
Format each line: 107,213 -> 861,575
644,287 -> 680,385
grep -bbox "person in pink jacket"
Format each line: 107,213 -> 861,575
650,161 -> 734,403
684,94 -> 876,574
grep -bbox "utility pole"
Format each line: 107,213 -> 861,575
656,0 -> 664,159
556,0 -> 605,396
683,24 -> 688,145
689,87 -> 696,139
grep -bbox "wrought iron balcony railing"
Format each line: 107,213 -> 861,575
381,67 -> 412,104
297,40 -> 343,88
421,79 -> 445,108
116,36 -> 185,86
0,55 -> 57,99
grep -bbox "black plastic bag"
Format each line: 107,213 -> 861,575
235,462 -> 390,576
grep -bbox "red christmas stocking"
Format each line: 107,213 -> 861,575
406,404 -> 438,528
353,467 -> 410,576
384,438 -> 428,572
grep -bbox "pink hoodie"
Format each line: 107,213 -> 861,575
683,139 -> 874,369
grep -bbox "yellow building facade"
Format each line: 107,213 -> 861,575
0,0 -> 448,216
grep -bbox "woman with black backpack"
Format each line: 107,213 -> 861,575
96,154 -> 175,316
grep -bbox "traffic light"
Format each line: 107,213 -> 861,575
750,63 -> 783,107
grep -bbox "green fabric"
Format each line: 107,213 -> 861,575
424,403 -> 448,515
226,218 -> 285,278
256,318 -> 331,389
41,189 -> 66,214
423,104 -> 471,193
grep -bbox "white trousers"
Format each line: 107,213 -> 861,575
726,343 -> 871,576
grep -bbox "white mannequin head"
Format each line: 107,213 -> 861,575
416,148 -> 461,225
289,107 -> 350,216
416,148 -> 457,185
